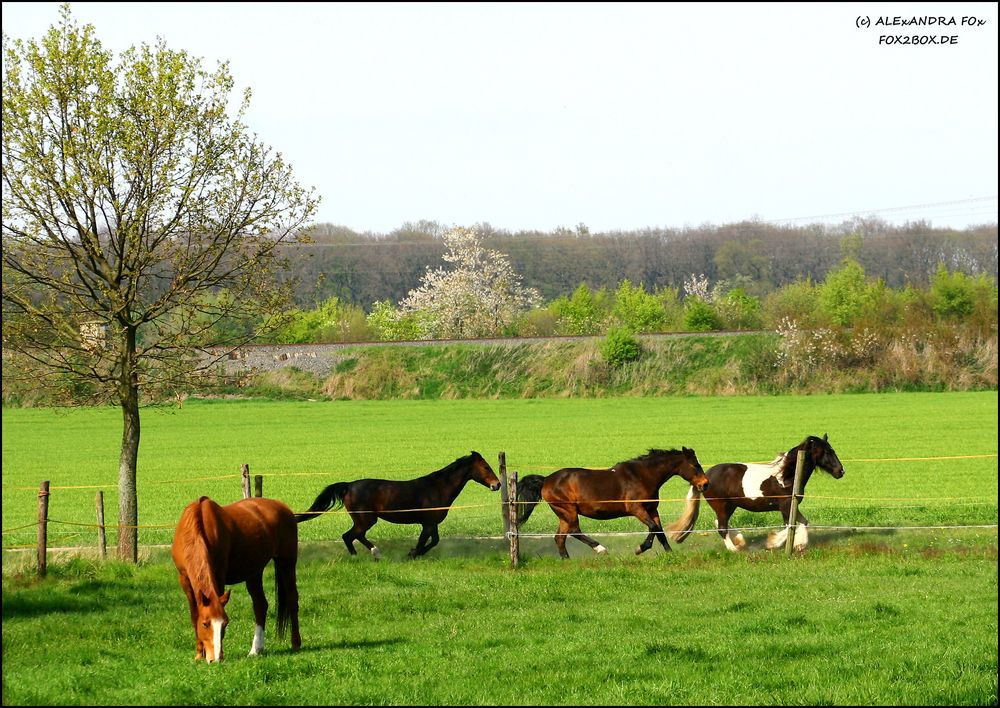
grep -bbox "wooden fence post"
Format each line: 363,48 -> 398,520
507,470 -> 520,568
498,452 -> 509,537
37,481 -> 49,578
254,474 -> 263,498
241,464 -> 251,499
785,449 -> 806,556
95,490 -> 107,559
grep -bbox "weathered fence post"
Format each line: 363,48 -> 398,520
241,464 -> 251,499
37,481 -> 49,578
254,474 -> 263,498
95,490 -> 107,559
507,470 -> 520,568
785,449 -> 807,556
498,452 -> 510,537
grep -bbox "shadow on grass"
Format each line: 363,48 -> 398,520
272,637 -> 405,655
1,592 -> 111,620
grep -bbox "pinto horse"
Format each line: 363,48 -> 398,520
171,496 -> 301,663
296,451 -> 501,559
516,447 -> 710,558
669,434 -> 845,552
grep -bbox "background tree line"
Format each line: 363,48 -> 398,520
282,218 -> 998,310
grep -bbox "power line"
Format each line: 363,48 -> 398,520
767,196 -> 998,224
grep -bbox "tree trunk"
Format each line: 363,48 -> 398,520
117,327 -> 140,563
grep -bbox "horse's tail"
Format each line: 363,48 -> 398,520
667,485 -> 702,543
515,474 -> 546,526
295,482 -> 349,523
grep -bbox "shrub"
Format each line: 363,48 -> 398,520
600,327 -> 642,367
684,298 -> 722,331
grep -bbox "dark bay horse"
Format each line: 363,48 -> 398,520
171,496 -> 301,662
296,451 -> 501,559
516,448 -> 710,558
669,434 -> 845,552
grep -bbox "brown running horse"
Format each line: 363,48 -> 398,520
296,451 -> 501,559
171,496 -> 301,662
515,447 -> 710,558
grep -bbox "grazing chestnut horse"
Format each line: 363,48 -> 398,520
296,451 -> 501,559
515,448 -> 710,558
669,434 -> 845,552
171,496 -> 301,662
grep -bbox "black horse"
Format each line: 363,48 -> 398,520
669,434 -> 845,552
296,451 -> 500,558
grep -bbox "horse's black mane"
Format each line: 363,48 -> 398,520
428,451 -> 482,478
625,448 -> 684,465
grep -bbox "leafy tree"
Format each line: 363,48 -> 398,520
817,259 -> 877,326
550,283 -> 611,335
1,6 -> 318,561
928,263 -> 994,319
396,226 -> 540,339
611,279 -> 667,332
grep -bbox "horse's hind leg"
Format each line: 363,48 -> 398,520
345,513 -> 382,559
246,574 -> 269,656
178,573 -> 205,660
709,499 -> 744,552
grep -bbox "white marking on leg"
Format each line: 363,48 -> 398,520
594,544 -> 608,554
723,533 -> 740,552
249,624 -> 265,656
767,527 -> 789,549
733,532 -> 746,548
793,523 -> 809,549
370,546 -> 381,559
208,618 -> 225,663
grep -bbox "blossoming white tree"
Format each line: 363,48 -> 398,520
398,226 -> 540,339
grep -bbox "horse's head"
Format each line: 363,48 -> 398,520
469,451 -> 501,491
679,447 -> 710,492
806,433 -> 845,479
195,589 -> 231,663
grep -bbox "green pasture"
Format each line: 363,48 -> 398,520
2,392 -> 997,552
2,393 -> 998,705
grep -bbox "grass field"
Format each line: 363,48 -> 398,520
2,392 -> 998,705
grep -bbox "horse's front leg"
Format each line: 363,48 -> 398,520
408,524 -> 434,558
791,511 -> 810,551
632,505 -> 668,555
766,502 -> 792,550
245,574 -> 269,656
178,573 -> 205,660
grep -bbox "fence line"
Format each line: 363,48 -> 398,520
3,452 -> 996,492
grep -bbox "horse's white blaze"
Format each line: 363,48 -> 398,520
740,458 -> 786,499
249,624 -> 265,656
207,618 -> 225,662
370,546 -> 381,559
594,544 -> 608,554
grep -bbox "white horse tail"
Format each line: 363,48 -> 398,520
667,485 -> 702,543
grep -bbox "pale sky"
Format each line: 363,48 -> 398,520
3,2 -> 998,233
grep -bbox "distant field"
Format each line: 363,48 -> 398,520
2,392 -> 997,552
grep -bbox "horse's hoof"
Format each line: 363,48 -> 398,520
370,547 -> 382,560
595,544 -> 609,554
634,546 -> 644,555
